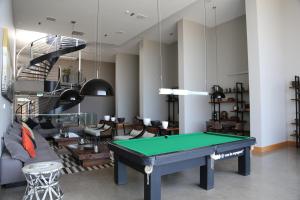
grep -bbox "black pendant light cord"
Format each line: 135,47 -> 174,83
96,0 -> 100,78
204,0 -> 207,92
80,0 -> 114,96
157,0 -> 163,89
214,4 -> 218,85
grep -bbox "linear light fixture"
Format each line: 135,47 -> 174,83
157,0 -> 209,96
159,88 -> 209,96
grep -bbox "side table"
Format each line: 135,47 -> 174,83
22,161 -> 63,200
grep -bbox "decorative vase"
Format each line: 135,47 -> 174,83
162,121 -> 168,129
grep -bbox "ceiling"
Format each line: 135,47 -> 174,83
13,0 -> 245,63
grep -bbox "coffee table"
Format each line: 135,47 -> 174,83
66,144 -> 110,167
53,132 -> 80,148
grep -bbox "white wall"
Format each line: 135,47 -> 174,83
139,40 -> 178,121
178,19 -> 210,133
284,0 -> 300,141
207,16 -> 249,88
0,0 -> 15,154
246,0 -> 286,147
115,54 -> 139,123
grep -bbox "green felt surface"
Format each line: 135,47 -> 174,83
113,132 -> 250,156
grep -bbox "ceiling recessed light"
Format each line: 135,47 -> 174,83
116,31 -> 125,34
72,31 -> 84,36
125,10 -> 130,15
136,13 -> 148,19
46,17 -> 56,22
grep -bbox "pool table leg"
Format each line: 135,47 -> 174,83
238,147 -> 250,176
200,156 -> 214,190
114,157 -> 128,185
144,171 -> 161,200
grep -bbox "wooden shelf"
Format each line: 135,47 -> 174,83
290,132 -> 297,137
209,119 -> 247,123
230,110 -> 250,113
209,100 -> 245,104
224,90 -> 249,94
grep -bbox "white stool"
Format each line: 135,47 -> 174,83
22,161 -> 63,200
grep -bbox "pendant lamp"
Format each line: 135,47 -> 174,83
60,21 -> 82,102
60,88 -> 82,101
80,0 -> 114,96
211,5 -> 225,99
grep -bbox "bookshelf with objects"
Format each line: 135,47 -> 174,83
207,82 -> 250,136
290,76 -> 300,148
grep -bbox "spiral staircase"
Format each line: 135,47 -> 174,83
16,35 -> 86,115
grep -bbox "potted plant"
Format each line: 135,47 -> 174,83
62,67 -> 71,82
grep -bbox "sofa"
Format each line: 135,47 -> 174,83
0,121 -> 61,186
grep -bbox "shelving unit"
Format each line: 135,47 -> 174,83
166,94 -> 179,127
290,76 -> 300,148
207,82 -> 250,136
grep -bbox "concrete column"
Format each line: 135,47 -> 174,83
139,40 -> 167,121
115,54 -> 139,123
177,19 -> 210,133
245,0 -> 287,147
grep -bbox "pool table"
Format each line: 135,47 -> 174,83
108,132 -> 256,200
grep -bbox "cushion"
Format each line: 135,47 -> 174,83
102,125 -> 111,130
84,127 -> 100,137
142,131 -> 155,138
22,129 -> 36,158
7,126 -> 21,136
96,124 -> 110,130
97,123 -> 105,128
36,127 -> 59,138
129,129 -> 143,137
7,128 -> 22,142
114,135 -> 133,140
4,134 -> 30,162
40,120 -> 55,129
22,123 -> 37,149
11,121 -> 22,131
24,118 -> 39,129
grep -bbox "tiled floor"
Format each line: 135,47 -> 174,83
1,147 -> 300,200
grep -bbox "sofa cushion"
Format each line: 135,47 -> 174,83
22,123 -> 37,149
40,120 -> 55,129
33,131 -> 50,150
25,118 -> 39,129
7,126 -> 22,137
22,127 -> 36,158
114,135 -> 133,140
11,121 -> 22,131
4,134 -> 30,162
24,148 -> 61,165
142,131 -> 155,138
34,125 -> 59,138
84,127 -> 100,136
129,129 -> 143,137
0,149 -> 25,185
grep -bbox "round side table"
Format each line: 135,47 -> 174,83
22,161 -> 63,200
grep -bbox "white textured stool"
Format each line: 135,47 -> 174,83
22,161 -> 63,200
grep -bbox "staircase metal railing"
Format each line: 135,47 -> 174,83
16,35 -> 86,81
15,96 -> 39,116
